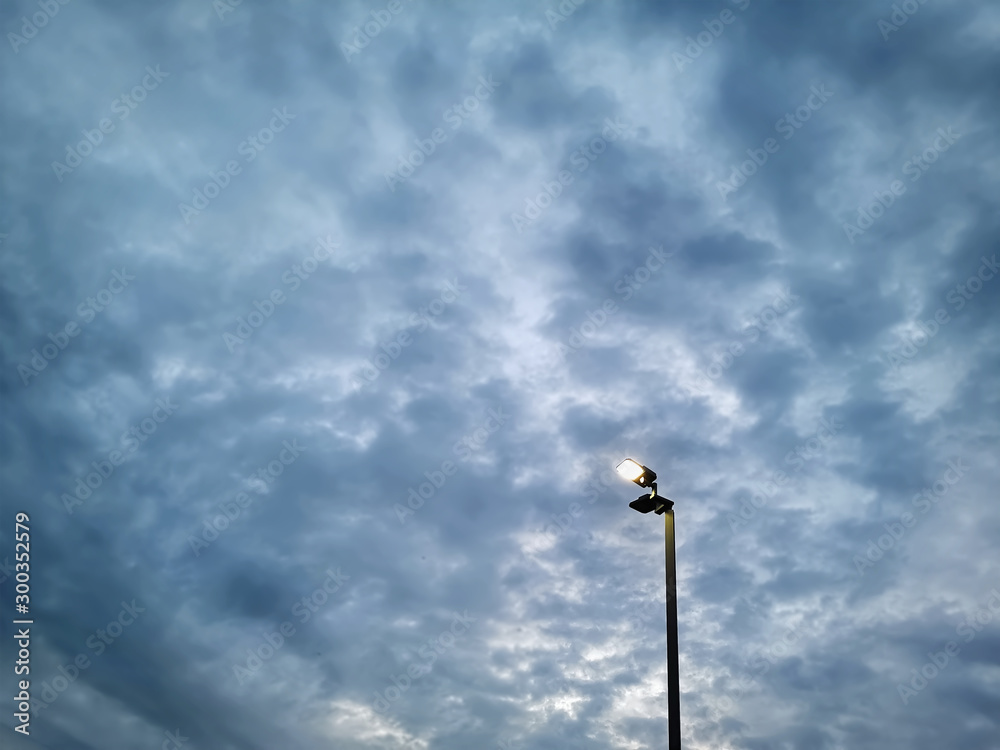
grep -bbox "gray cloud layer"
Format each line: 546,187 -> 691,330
2,0 -> 999,748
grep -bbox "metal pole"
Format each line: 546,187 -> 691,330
664,508 -> 681,749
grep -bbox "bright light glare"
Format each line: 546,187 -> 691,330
616,459 -> 644,482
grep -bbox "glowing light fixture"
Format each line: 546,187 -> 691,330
615,458 -> 657,488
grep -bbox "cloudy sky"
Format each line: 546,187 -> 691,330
2,0 -> 1000,748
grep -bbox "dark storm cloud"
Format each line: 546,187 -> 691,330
1,0 -> 998,748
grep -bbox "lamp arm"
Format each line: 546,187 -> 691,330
650,484 -> 675,514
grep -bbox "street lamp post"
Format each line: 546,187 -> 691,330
616,458 -> 681,750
